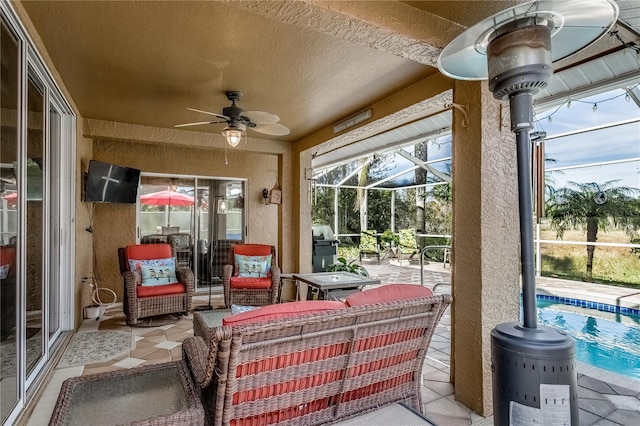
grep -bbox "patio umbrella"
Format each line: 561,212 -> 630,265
2,192 -> 17,206
139,190 -> 193,226
139,190 -> 193,206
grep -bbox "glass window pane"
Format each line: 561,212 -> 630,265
223,181 -> 244,240
138,176 -> 245,290
138,177 -> 194,235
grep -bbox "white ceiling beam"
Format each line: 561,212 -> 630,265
396,149 -> 452,184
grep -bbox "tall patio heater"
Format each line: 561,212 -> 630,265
437,1 -> 618,424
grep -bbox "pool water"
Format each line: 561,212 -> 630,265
536,300 -> 640,380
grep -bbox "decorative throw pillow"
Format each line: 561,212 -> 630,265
128,258 -> 178,286
0,264 -> 9,280
234,254 -> 272,278
231,304 -> 259,315
237,258 -> 269,278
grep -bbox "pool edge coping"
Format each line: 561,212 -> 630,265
576,361 -> 640,393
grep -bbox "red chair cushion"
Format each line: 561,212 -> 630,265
223,300 -> 346,326
0,246 -> 16,279
137,283 -> 186,297
229,276 -> 272,289
125,244 -> 173,264
345,284 -> 433,307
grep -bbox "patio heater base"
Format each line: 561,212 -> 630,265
491,322 -> 578,425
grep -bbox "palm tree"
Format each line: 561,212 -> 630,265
546,180 -> 640,282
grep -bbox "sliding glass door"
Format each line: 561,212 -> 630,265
137,175 -> 245,292
0,4 -> 74,423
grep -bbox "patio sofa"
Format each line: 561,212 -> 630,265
182,284 -> 451,426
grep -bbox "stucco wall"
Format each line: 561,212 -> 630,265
75,120 -> 94,325
451,80 -> 520,415
87,138 -> 281,302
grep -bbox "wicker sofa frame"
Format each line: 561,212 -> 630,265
182,293 -> 452,426
118,245 -> 195,325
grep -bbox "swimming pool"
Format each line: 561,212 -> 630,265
536,299 -> 640,380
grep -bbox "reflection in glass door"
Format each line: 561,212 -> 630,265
137,175 -> 245,293
193,179 -> 245,290
25,73 -> 46,377
194,180 -> 212,289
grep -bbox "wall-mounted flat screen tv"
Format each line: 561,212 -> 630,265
84,160 -> 141,203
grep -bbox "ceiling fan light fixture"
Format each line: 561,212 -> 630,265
222,123 -> 246,147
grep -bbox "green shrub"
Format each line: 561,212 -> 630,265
326,257 -> 369,277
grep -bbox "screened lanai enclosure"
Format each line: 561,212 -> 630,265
312,129 -> 452,250
311,83 -> 640,287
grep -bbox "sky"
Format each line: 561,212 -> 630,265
533,87 -> 640,191
317,86 -> 639,193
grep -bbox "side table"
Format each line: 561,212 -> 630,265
293,272 -> 380,301
193,309 -> 231,343
50,361 -> 204,426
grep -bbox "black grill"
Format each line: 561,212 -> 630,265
312,225 -> 338,272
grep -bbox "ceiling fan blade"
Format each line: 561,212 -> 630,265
174,121 -> 221,128
187,107 -> 229,120
251,122 -> 290,136
242,110 -> 279,124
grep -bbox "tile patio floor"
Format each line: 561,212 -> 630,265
24,260 -> 640,425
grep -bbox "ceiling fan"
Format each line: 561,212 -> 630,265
175,90 -> 290,147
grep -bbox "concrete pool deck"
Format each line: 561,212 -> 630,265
364,260 -> 640,423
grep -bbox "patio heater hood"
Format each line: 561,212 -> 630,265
437,1 -> 618,424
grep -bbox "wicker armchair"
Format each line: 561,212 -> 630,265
397,228 -> 419,263
118,243 -> 194,325
222,243 -> 280,307
167,233 -> 192,268
358,230 -> 380,264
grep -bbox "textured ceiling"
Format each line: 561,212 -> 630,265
17,1 -> 640,153
19,0 -> 450,142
